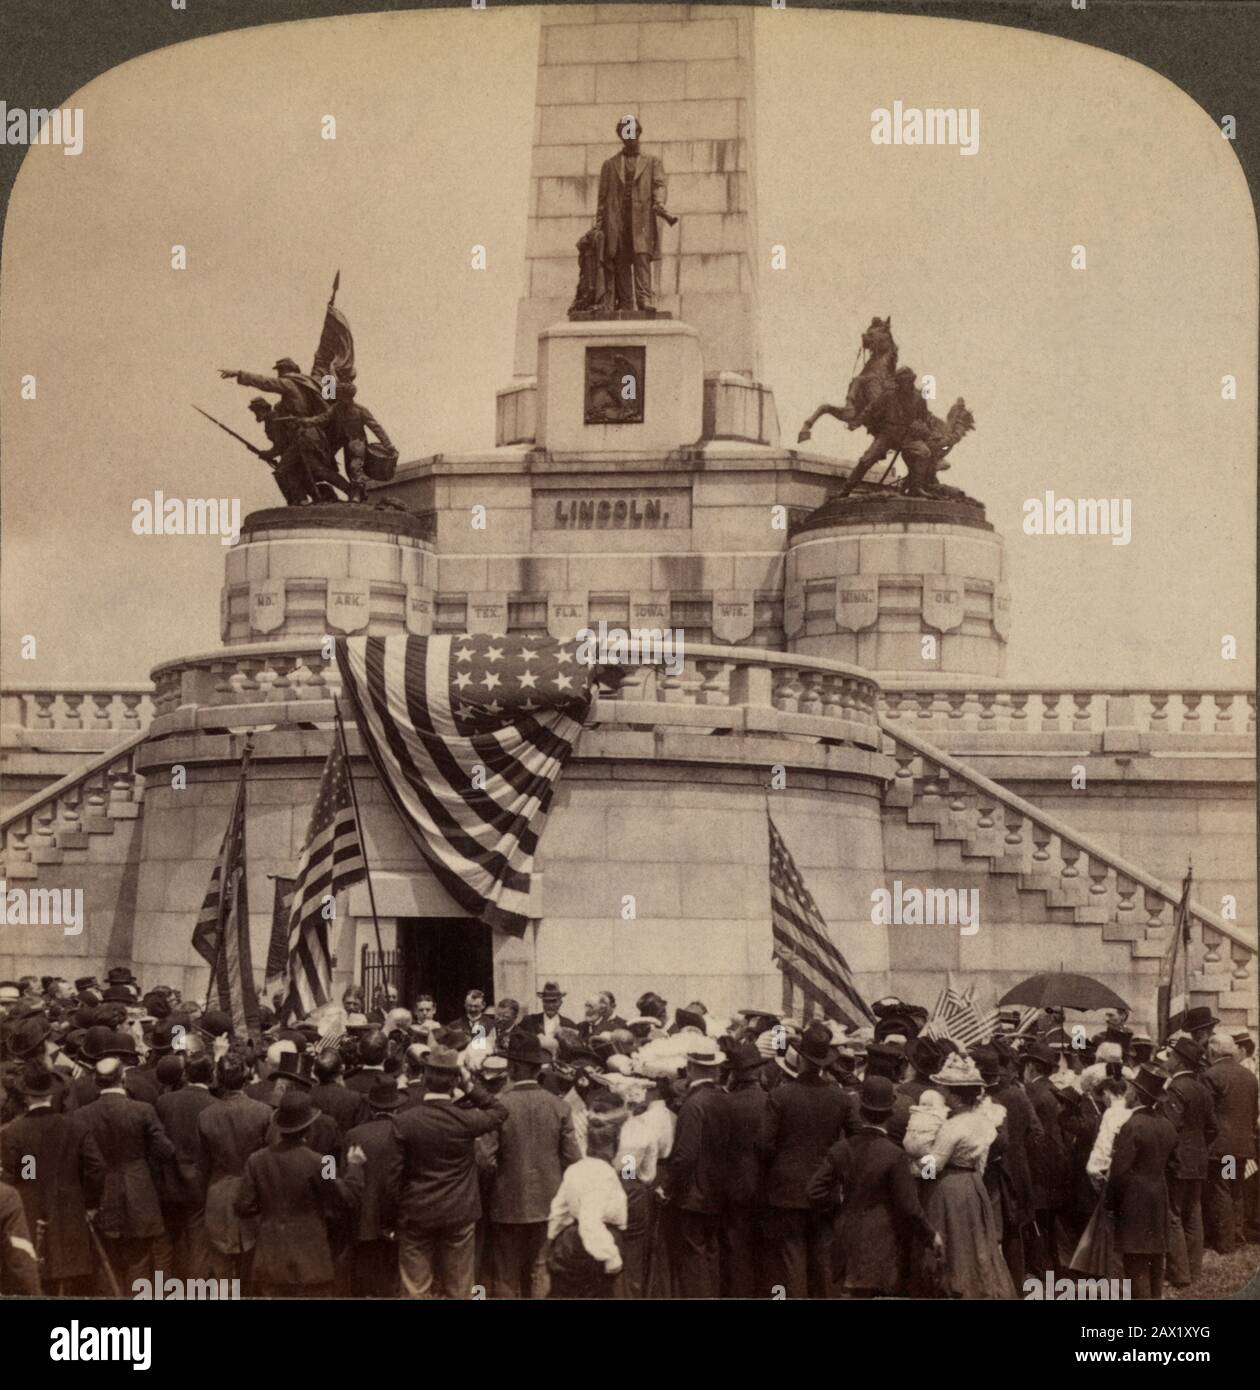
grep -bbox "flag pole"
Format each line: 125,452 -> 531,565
333,696 -> 387,976
204,736 -> 254,1017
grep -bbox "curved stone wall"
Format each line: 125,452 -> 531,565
221,507 -> 436,645
785,498 -> 1009,677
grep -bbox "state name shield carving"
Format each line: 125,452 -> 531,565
405,585 -> 435,636
547,590 -> 589,639
834,577 -> 879,632
629,590 -> 670,630
585,345 -> 645,425
466,591 -> 509,634
249,579 -> 286,634
783,583 -> 805,638
922,574 -> 965,633
326,578 -> 371,633
992,584 -> 1011,642
711,590 -> 755,643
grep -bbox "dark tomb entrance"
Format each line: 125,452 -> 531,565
399,917 -> 494,1023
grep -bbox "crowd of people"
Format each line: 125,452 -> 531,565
1,970 -> 1257,1300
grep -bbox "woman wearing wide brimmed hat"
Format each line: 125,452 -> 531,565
914,1053 -> 1016,1299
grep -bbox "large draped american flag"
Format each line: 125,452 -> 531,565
336,634 -> 597,936
768,813 -> 873,1028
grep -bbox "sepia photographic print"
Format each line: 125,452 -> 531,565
0,0 -> 1256,1356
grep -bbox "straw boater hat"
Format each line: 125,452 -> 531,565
929,1053 -> 985,1089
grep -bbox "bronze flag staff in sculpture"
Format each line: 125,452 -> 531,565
213,273 -> 399,505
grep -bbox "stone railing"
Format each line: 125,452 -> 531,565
879,683 -> 1255,740
881,717 -> 1256,1020
0,730 -> 148,874
2,685 -> 155,745
146,639 -> 883,750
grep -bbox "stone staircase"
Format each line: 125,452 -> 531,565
881,717 -> 1257,1028
0,732 -> 148,881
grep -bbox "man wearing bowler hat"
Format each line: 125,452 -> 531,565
342,1079 -> 405,1297
666,1048 -> 731,1298
1022,1041 -> 1070,1274
1107,1064 -> 1178,1299
487,1031 -> 580,1298
721,1039 -> 771,1297
392,1044 -> 508,1299
235,1089 -> 364,1298
1159,1036 -> 1215,1285
806,1073 -> 941,1297
757,1020 -> 852,1297
518,982 -> 576,1041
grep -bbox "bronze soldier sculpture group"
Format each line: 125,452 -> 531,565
798,317 -> 976,501
200,274 -> 399,508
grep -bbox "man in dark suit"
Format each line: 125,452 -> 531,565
1204,1030 -> 1259,1254
196,1054 -> 272,1282
491,998 -> 521,1052
1159,1036 -> 1216,1285
756,1022 -> 851,1298
310,1051 -> 369,1137
578,992 -> 627,1044
721,1041 -> 770,1298
1107,1064 -> 1179,1299
344,1032 -> 390,1097
666,1050 -> 730,1298
342,1080 -> 404,1297
392,1045 -> 507,1299
236,1090 -> 363,1297
75,1057 -> 176,1291
487,1032 -> 580,1298
154,1053 -> 216,1280
517,982 -> 576,1042
593,114 -> 668,312
1022,1042 -> 1070,1274
0,1061 -> 105,1294
446,991 -> 492,1045
806,1074 -> 940,1296
990,1040 -> 1041,1287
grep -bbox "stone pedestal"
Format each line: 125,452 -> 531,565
785,496 -> 1010,677
221,506 -> 437,645
536,318 -> 704,453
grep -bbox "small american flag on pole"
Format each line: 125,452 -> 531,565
768,813 -> 873,1029
284,742 -> 365,1018
924,975 -> 1000,1050
191,745 -> 259,1037
336,634 -> 597,936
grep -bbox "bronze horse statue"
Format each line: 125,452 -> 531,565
797,317 -> 898,444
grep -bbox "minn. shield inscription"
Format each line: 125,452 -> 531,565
834,577 -> 879,632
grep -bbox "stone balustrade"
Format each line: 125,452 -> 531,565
145,639 -> 884,751
0,731 -> 148,871
1,685 -> 155,742
881,717 -> 1256,1020
880,683 -> 1255,741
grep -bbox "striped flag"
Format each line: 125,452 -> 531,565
192,748 -> 259,1037
263,876 -> 296,1005
924,975 -> 999,1049
767,813 -> 873,1029
284,742 -> 365,1018
1157,867 -> 1193,1040
336,634 -> 596,937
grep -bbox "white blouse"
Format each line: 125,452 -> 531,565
547,1156 -> 628,1272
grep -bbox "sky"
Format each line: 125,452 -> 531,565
1,4 -> 1255,688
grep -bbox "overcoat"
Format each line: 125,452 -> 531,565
595,152 -> 667,262
1106,1106 -> 1178,1255
487,1080 -> 580,1225
75,1090 -> 175,1239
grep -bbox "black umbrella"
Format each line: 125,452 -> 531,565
999,971 -> 1128,1014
